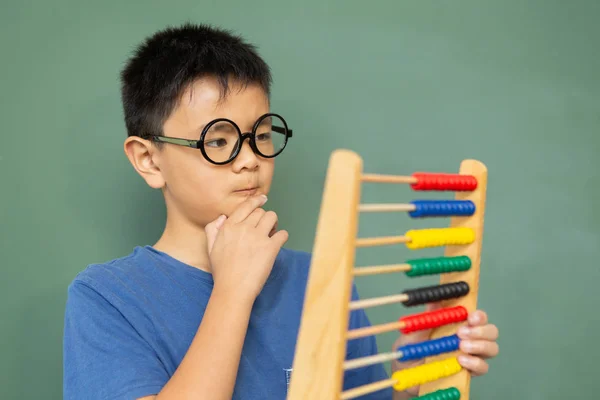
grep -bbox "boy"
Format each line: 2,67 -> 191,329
63,23 -> 499,399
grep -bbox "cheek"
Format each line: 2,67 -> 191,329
260,161 -> 275,191
163,153 -> 228,219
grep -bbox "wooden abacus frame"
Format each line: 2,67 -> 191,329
288,149 -> 487,400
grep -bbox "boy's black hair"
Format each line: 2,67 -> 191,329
120,23 -> 272,138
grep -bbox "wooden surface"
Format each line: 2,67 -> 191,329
287,149 -> 363,400
417,159 -> 488,399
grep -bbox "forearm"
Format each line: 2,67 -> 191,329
156,288 -> 253,400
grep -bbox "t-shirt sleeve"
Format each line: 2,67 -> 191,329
63,280 -> 168,400
343,283 -> 394,399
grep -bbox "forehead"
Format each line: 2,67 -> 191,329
181,77 -> 267,118
163,77 -> 269,139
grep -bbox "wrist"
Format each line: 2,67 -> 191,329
212,283 -> 257,309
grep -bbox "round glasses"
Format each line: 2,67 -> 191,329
144,113 -> 293,165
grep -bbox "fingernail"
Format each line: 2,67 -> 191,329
216,215 -> 226,228
459,327 -> 470,336
458,355 -> 471,366
260,195 -> 268,204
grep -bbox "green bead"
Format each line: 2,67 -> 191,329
413,387 -> 461,400
406,256 -> 471,277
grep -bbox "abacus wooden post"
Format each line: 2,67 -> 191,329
287,149 -> 362,400
417,159 -> 488,399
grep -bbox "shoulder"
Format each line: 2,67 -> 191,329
63,248 -> 171,399
66,246 -> 152,306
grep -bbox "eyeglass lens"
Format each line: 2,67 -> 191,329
202,115 -> 287,163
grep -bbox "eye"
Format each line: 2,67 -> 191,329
204,138 -> 229,148
256,132 -> 272,141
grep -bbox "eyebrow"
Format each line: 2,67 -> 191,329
209,121 -> 236,132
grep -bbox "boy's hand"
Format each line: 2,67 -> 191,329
391,304 -> 499,398
204,195 -> 289,303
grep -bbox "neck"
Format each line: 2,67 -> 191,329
152,211 -> 212,273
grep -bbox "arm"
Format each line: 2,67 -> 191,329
151,289 -> 252,400
65,195 -> 287,400
66,281 -> 253,400
150,194 -> 288,399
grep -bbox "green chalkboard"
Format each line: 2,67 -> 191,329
2,1 -> 599,399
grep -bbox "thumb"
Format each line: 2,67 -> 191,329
205,215 -> 226,254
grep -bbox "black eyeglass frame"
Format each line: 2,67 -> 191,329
142,112 -> 293,165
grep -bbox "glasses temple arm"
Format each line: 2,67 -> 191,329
272,126 -> 293,137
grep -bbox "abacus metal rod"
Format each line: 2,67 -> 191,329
356,227 -> 475,248
345,334 -> 460,371
350,281 -> 469,311
355,235 -> 411,247
344,350 -> 405,370
348,305 -> 469,340
341,358 -> 463,399
361,173 -> 417,184
347,320 -> 405,340
353,263 -> 411,276
358,203 -> 415,212
340,378 -> 397,400
349,293 -> 409,310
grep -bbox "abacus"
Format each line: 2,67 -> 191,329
287,149 -> 487,400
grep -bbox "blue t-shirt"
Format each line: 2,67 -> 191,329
63,246 -> 392,399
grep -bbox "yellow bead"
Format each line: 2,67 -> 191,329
391,357 -> 462,392
405,228 -> 475,249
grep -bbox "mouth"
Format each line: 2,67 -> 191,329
234,186 -> 259,195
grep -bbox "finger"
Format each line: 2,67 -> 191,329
468,310 -> 488,326
269,220 -> 278,237
458,324 -> 499,341
269,229 -> 289,247
227,195 -> 268,224
457,355 -> 489,376
245,208 -> 266,227
205,215 -> 227,253
459,339 -> 499,358
256,211 -> 278,235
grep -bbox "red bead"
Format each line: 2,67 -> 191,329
399,306 -> 468,333
411,173 -> 477,191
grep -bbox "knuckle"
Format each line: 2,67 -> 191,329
471,341 -> 484,353
470,327 -> 482,337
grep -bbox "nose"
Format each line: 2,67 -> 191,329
232,135 -> 259,171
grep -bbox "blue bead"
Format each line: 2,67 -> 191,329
409,200 -> 476,218
397,334 -> 460,361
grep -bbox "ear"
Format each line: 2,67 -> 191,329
123,136 -> 165,189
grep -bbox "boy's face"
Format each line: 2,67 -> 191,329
128,77 -> 275,228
